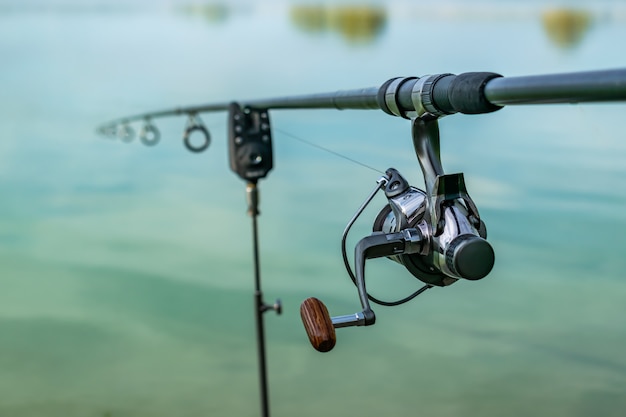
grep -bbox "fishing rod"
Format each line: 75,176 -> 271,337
97,68 -> 626,416
98,68 -> 626,152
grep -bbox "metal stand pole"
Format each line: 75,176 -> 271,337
247,182 -> 269,417
247,181 -> 281,417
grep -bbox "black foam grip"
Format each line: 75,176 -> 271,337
448,72 -> 503,114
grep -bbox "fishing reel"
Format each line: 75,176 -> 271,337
300,116 -> 495,352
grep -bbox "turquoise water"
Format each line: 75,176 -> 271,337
1,1 -> 626,416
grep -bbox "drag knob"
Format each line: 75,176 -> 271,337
445,234 -> 495,280
300,297 -> 336,352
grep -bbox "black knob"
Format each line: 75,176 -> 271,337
445,234 -> 495,280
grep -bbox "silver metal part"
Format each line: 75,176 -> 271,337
332,312 -> 366,328
377,187 -> 431,262
409,74 -> 454,118
417,73 -> 454,117
261,298 -> 282,315
401,228 -> 424,255
384,78 -> 406,118
383,77 -> 418,119
432,205 -> 481,277
246,182 -> 260,216
387,187 -> 428,231
410,76 -> 430,118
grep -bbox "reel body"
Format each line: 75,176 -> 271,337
374,172 -> 492,286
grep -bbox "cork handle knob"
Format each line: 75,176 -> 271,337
300,297 -> 336,352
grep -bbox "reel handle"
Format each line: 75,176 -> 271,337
301,229 -> 425,352
300,297 -> 336,352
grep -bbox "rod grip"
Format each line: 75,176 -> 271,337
300,297 -> 336,352
442,72 -> 503,114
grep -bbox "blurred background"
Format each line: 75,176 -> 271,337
1,0 -> 626,416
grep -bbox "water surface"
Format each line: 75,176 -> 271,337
1,1 -> 626,416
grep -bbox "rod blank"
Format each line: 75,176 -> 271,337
484,68 -> 626,105
244,87 -> 381,110
98,68 -> 626,132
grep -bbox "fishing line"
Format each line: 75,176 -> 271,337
274,127 -> 385,175
275,127 -> 428,305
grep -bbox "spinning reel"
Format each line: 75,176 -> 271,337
300,116 -> 495,352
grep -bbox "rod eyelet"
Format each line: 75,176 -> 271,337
183,114 -> 211,153
183,124 -> 211,153
140,121 -> 161,146
118,124 -> 135,142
